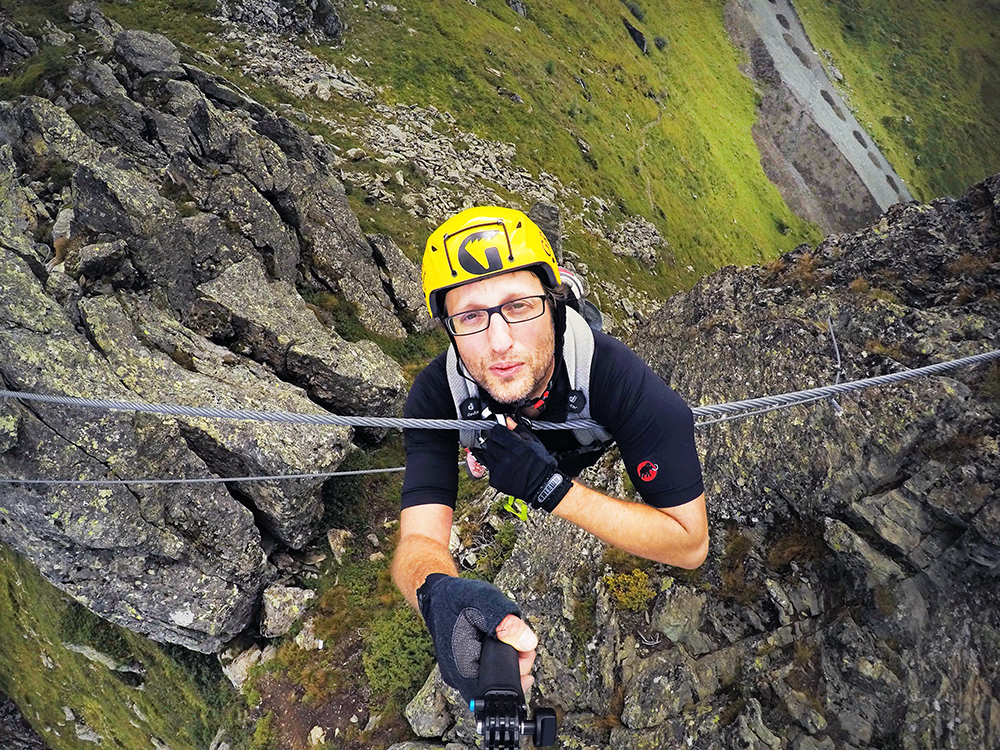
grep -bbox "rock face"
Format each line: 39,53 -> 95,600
405,177 -> 1000,749
218,0 -> 342,41
0,16 -> 413,651
0,693 -> 48,750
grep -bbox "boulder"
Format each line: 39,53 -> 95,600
112,30 -> 184,79
0,692 -> 48,750
507,1 -> 529,18
195,256 -> 406,416
218,0 -> 343,40
368,233 -> 433,332
0,246 -> 267,651
261,584 -> 315,637
528,201 -> 562,262
78,291 -> 352,547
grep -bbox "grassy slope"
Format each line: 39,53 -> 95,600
0,544 -> 245,750
320,0 -> 820,296
794,0 -> 1000,203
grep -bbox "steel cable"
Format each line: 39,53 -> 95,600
1,348 -> 997,485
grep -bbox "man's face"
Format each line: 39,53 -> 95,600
444,270 -> 556,404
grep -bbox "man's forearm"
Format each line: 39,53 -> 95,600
392,532 -> 459,610
553,483 -> 708,568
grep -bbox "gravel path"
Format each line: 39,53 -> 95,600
741,0 -> 912,210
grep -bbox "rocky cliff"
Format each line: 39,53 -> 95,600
1,3 -> 999,750
405,177 -> 1000,750
0,11 -> 416,651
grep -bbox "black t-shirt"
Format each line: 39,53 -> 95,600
401,331 -> 704,509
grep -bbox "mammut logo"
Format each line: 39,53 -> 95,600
457,230 -> 504,275
637,461 -> 658,482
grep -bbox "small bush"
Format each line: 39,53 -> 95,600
947,253 -> 990,278
654,36 -> 668,51
980,363 -> 1000,401
719,528 -> 764,605
250,712 -> 277,750
873,584 -> 897,616
870,288 -> 901,305
767,521 -> 826,570
865,339 -> 904,360
362,606 -> 434,698
59,601 -> 133,663
0,46 -> 73,98
569,594 -> 598,648
786,252 -> 822,290
848,276 -> 870,293
544,60 -> 555,76
475,519 -> 518,580
623,1 -> 645,22
603,569 -> 655,612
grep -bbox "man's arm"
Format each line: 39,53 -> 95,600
392,503 -> 539,693
393,503 -> 458,609
553,486 -> 708,568
475,417 -> 708,569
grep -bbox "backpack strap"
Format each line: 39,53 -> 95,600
563,307 -> 613,445
446,345 -> 482,449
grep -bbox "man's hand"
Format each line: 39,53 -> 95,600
471,419 -> 573,512
496,613 -> 538,694
417,574 -> 537,700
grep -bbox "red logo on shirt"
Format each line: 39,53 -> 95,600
637,461 -> 658,481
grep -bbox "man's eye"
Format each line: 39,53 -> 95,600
459,311 -> 485,324
505,301 -> 528,312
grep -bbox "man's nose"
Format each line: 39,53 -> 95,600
485,310 -> 514,350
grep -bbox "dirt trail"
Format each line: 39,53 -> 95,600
637,106 -> 664,214
740,0 -> 912,210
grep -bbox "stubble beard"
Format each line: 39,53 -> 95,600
465,325 -> 555,404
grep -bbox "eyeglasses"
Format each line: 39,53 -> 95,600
444,295 -> 548,336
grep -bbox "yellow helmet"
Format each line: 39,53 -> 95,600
422,206 -> 561,318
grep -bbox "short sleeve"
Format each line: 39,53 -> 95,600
401,354 -> 460,509
590,334 -> 704,508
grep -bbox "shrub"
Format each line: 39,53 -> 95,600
946,253 -> 989,278
362,606 -> 433,698
0,45 -> 73,98
848,276 -> 870,293
623,1 -> 645,22
786,252 -> 822,290
654,36 -> 668,51
980,363 -> 1000,401
250,712 -> 277,750
603,569 -> 655,612
719,528 -> 764,605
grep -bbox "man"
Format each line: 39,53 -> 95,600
392,206 -> 707,701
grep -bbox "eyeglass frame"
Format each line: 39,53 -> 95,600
442,294 -> 550,336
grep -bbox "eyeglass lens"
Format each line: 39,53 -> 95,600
448,296 -> 545,335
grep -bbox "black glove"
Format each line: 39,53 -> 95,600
417,573 -> 521,701
471,423 -> 574,512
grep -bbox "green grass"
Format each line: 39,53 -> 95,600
794,0 -> 1000,202
0,44 -> 74,98
100,0 -> 221,46
314,0 -> 820,297
0,544 -> 247,750
85,0 -> 823,299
